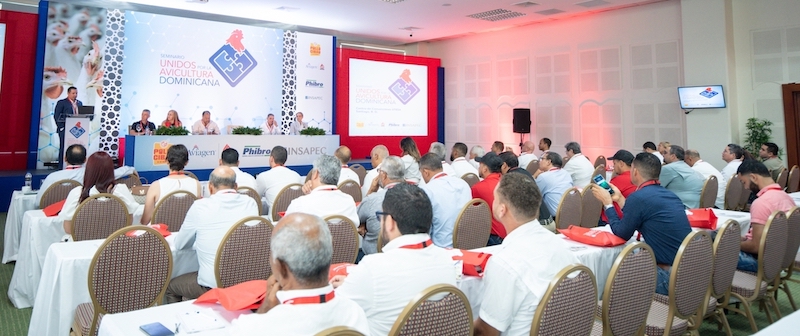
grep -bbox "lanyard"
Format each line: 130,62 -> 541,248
398,239 -> 433,249
314,187 -> 338,192
636,179 -> 660,191
65,165 -> 81,170
282,291 -> 335,305
341,165 -> 348,168
548,167 -> 560,172
169,171 -> 185,176
432,172 -> 447,180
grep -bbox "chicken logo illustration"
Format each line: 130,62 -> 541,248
69,121 -> 86,138
699,87 -> 719,99
209,29 -> 258,87
389,69 -> 421,105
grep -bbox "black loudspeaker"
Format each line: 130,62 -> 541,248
513,108 -> 531,133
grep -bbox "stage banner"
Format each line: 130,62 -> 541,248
294,32 -> 334,133
119,11 -> 284,135
128,135 -> 339,172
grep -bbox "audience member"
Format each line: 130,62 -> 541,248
255,146 -> 301,214
335,146 -> 361,186
450,142 -> 479,178
533,152 -> 572,231
759,142 -> 784,181
358,156 -> 405,255
736,160 -> 795,272
140,144 -> 201,225
162,109 -> 182,128
473,173 -> 579,336
471,152 -> 507,245
562,141 -> 594,187
362,145 -> 389,197
231,213 -> 369,334
286,154 -> 359,226
129,109 -> 156,135
499,151 -> 552,225
399,137 -> 423,184
419,153 -> 472,247
37,144 -> 86,207
167,166 -> 259,302
538,137 -> 551,154
192,111 -> 220,135
333,184 -> 456,335
721,143 -> 745,181
592,152 -> 691,295
658,141 -> 671,157
469,145 -> 485,170
219,148 -> 256,189
288,112 -> 308,135
600,150 -> 637,223
517,141 -> 538,170
685,149 -> 726,208
491,141 -> 504,154
660,145 -> 705,208
428,142 -> 457,176
643,141 -> 664,164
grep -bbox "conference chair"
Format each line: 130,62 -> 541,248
530,264 -> 597,336
645,231 -> 714,336
526,160 -> 540,175
349,164 -> 367,185
461,172 -> 480,187
114,171 -> 142,189
738,186 -> 751,212
591,165 -> 605,183
271,183 -> 304,222
594,155 -> 607,169
39,179 -> 81,209
377,225 -> 387,253
315,327 -> 365,336
71,226 -> 172,336
555,188 -> 582,230
452,198 -> 492,250
724,211 -> 788,333
592,243 -> 657,336
579,185 -> 602,228
151,190 -> 197,232
214,216 -> 273,288
777,167 -> 789,191
71,193 -> 132,242
699,175 -> 719,208
184,171 -> 199,180
324,215 -> 360,264
788,165 -> 800,193
723,176 -> 743,211
772,207 -> 800,313
338,179 -> 362,203
236,186 -> 263,215
388,284 -> 473,336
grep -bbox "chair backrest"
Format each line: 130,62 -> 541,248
452,198 -> 492,249
579,186 -> 602,228
723,176 -> 742,210
184,171 -> 199,180
114,172 -> 142,189
87,226 -> 172,335
600,243 -> 657,336
461,173 -> 480,187
71,193 -> 132,241
594,155 -> 607,168
315,327 -> 365,336
338,179 -> 363,203
788,165 -> 800,193
526,160 -> 540,175
710,220 -> 741,299
349,164 -> 367,185
668,231 -> 714,319
215,216 -> 274,288
738,187 -> 751,212
237,186 -> 262,215
39,179 -> 81,209
757,211 -> 789,285
699,175 -> 719,208
777,167 -> 789,190
782,207 -> 800,272
388,284 -> 473,336
324,215 -> 360,264
591,165 -> 605,182
271,183 -> 304,222
555,188 -> 582,230
151,190 -> 197,231
531,264 -> 597,336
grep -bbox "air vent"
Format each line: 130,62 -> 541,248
467,8 -> 527,22
512,1 -> 539,8
275,6 -> 300,12
535,8 -> 565,15
381,0 -> 406,3
576,0 -> 610,8
399,26 -> 422,31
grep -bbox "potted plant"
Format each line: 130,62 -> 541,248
743,117 -> 774,156
300,127 -> 326,135
154,126 -> 190,136
231,126 -> 264,135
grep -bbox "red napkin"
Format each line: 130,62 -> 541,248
687,208 -> 718,230
124,224 -> 171,238
195,280 -> 268,311
278,211 -> 286,218
452,250 -> 492,277
559,225 -> 627,247
43,199 -> 67,217
329,263 -> 355,280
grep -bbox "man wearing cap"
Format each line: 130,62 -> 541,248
471,152 -> 506,245
601,150 -> 637,224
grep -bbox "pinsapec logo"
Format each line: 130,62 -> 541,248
699,87 -> 719,99
209,30 -> 258,87
69,122 -> 86,138
389,69 -> 421,105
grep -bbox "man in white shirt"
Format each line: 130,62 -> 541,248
166,166 -> 259,303
538,137 -> 551,155
219,148 -> 256,190
286,154 -> 359,226
332,183 -> 457,335
517,141 -> 538,171
450,142 -> 479,178
721,143 -> 745,182
474,173 -> 579,336
359,156 -> 405,255
469,145 -> 486,170
362,145 -> 389,197
685,149 -> 726,208
428,141 -> 457,176
255,146 -> 301,215
231,213 -> 369,335
562,141 -> 595,188
335,146 -> 361,186
643,141 -> 664,164
191,110 -> 220,135
419,153 -> 472,247
37,144 -> 86,207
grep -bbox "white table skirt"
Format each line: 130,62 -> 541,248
27,234 -> 199,336
8,205 -> 144,309
3,191 -> 38,263
709,209 -> 751,237
98,300 -> 250,336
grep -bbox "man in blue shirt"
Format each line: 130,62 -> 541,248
592,152 -> 692,295
419,153 -> 472,247
660,145 -> 705,208
533,152 -> 573,222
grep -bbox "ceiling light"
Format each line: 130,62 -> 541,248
575,0 -> 610,8
535,8 -> 565,15
468,8 -> 527,22
512,1 -> 539,8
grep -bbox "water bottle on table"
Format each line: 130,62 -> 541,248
23,172 -> 32,193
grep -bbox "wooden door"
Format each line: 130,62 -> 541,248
782,84 -> 800,168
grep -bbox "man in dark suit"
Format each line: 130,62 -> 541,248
54,86 -> 83,168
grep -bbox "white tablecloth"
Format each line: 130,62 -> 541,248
753,307 -> 800,335
710,209 -> 751,237
789,192 -> 800,206
7,205 -> 144,308
3,191 -> 38,263
27,234 -> 199,336
98,300 -> 250,336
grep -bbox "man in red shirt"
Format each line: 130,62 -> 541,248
601,150 -> 637,224
471,152 -> 506,245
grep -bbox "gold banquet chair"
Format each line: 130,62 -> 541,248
338,179 -> 362,203
71,193 -> 132,242
214,216 -> 274,288
237,186 -> 263,215
315,326 -> 365,336
723,176 -> 742,211
461,173 -> 480,188
690,219 -> 740,336
349,164 -> 367,186
39,179 -> 81,209
531,264 -> 597,336
452,199 -> 492,250
114,171 -> 142,189
787,165 -> 800,193
771,207 -> 800,313
325,215 -> 360,264
699,175 -> 719,208
579,185 -> 602,228
151,190 -> 197,232
777,167 -> 789,191
184,171 -> 199,180
594,155 -> 607,169
388,284 -> 473,336
526,160 -> 540,175
555,188 -> 582,230
271,183 -> 304,222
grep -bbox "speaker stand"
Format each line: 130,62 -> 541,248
519,133 -> 524,152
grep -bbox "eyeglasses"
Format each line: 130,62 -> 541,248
375,211 -> 389,222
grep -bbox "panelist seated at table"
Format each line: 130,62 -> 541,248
285,154 -> 359,226
474,173 -> 579,336
167,166 -> 259,303
735,160 -> 796,273
255,146 -> 301,214
129,109 -> 157,136
288,111 -> 308,135
219,148 -> 256,190
359,156 -> 405,255
659,145 -> 705,209
59,152 -> 139,234
419,153 -> 472,248
335,145 -> 361,186
263,113 -> 281,135
231,213 -> 370,335
332,183 -> 457,336
161,109 -> 183,128
36,144 -> 87,207
592,152 -> 692,296
140,144 -> 202,225
192,110 -> 220,135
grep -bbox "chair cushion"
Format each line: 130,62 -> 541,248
730,270 -> 768,298
645,300 -> 689,336
590,319 -> 604,336
74,302 -> 104,336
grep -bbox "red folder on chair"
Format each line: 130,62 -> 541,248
559,225 -> 627,247
43,199 -> 67,217
452,250 -> 492,277
195,280 -> 268,311
329,263 -> 355,280
687,208 -> 718,230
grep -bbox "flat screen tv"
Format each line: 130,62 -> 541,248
677,85 -> 726,109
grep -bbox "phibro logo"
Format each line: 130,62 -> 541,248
242,145 -> 271,157
209,30 -> 258,87
389,69 -> 421,105
305,80 -> 324,88
69,122 -> 86,138
189,145 -> 216,158
699,87 -> 719,99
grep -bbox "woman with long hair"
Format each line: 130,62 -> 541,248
400,137 -> 423,184
162,109 -> 183,128
140,144 -> 202,224
59,151 -> 139,234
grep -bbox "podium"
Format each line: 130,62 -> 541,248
60,115 -> 94,166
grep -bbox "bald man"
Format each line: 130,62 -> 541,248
336,145 -> 361,186
362,145 -> 389,197
167,166 -> 260,302
518,141 -> 539,171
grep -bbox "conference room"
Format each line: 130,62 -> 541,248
2,0 -> 800,335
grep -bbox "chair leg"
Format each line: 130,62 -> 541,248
781,279 -> 798,311
761,300 -> 774,324
729,293 -> 758,333
769,295 -> 783,320
716,308 -> 733,336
